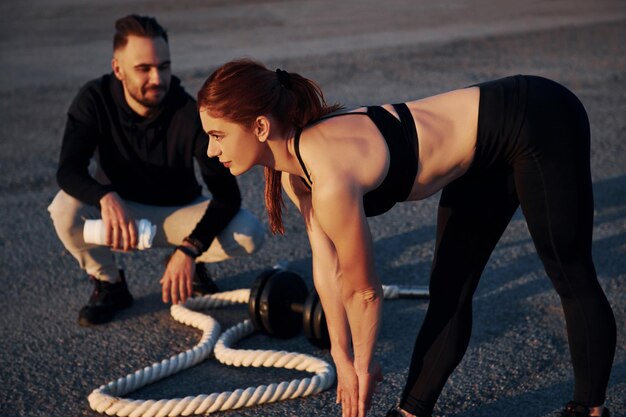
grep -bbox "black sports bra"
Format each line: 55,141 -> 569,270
294,103 -> 418,217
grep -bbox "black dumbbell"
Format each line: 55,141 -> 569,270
302,288 -> 330,349
248,268 -> 330,348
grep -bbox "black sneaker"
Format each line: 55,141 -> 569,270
560,402 -> 611,417
78,271 -> 134,327
192,262 -> 219,296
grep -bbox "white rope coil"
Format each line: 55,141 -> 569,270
88,289 -> 335,416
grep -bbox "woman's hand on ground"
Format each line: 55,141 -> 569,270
356,360 -> 383,416
335,355 -> 360,417
335,356 -> 383,417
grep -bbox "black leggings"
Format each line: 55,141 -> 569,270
400,76 -> 616,416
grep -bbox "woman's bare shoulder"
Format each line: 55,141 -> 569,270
302,119 -> 390,194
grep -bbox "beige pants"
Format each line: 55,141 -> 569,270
48,190 -> 266,282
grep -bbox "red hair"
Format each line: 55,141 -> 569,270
197,59 -> 341,234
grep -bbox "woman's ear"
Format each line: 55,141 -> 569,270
254,116 -> 271,142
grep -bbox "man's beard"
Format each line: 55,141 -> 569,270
132,85 -> 167,108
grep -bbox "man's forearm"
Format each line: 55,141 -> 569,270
187,198 -> 241,251
57,165 -> 113,206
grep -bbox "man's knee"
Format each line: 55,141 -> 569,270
48,190 -> 100,243
197,208 -> 266,263
229,208 -> 265,255
48,191 -> 84,228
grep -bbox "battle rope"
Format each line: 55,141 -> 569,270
88,284 -> 428,416
88,289 -> 335,416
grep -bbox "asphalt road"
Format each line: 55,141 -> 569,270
0,1 -> 625,416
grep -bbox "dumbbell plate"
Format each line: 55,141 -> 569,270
249,269 -> 308,339
248,268 -> 278,336
303,289 -> 331,349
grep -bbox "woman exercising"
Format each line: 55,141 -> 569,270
196,59 -> 616,417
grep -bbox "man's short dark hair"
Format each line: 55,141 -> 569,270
113,15 -> 168,51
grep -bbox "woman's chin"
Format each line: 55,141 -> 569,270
229,165 -> 247,176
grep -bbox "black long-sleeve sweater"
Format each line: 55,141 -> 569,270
57,73 -> 241,251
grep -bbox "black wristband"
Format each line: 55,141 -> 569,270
176,245 -> 200,259
183,236 -> 205,253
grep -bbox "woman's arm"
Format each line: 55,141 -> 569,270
283,174 -> 366,416
281,174 -> 352,356
282,171 -> 383,416
311,178 -> 382,373
310,176 -> 383,417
